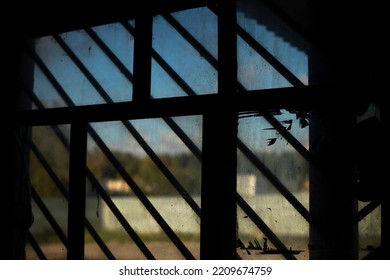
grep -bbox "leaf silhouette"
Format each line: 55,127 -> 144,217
282,119 -> 293,130
267,138 -> 277,146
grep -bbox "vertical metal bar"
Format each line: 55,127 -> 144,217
309,110 -> 357,259
308,1 -> 358,260
201,0 -> 237,260
381,103 -> 389,258
132,12 -> 153,101
67,122 -> 87,260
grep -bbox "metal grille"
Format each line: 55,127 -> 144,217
16,0 -> 380,260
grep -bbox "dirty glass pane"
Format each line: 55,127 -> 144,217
86,116 -> 202,259
358,202 -> 381,259
20,22 -> 134,110
26,125 -> 70,259
237,0 -> 309,89
237,110 -> 309,259
238,36 -> 291,90
152,9 -> 217,97
172,7 -> 217,60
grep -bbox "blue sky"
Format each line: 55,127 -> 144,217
27,5 -> 308,156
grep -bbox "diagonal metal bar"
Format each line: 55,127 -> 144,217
254,0 -> 325,54
24,85 -> 154,259
84,27 -> 134,83
23,43 -> 76,107
86,170 -> 156,259
263,114 -> 312,163
237,194 -> 296,260
27,231 -> 47,260
53,34 -> 201,218
23,49 -> 195,259
236,24 -> 305,87
87,126 -> 196,259
237,139 -> 314,226
162,14 -> 218,69
163,117 -> 202,160
30,184 -> 67,246
352,200 -> 381,225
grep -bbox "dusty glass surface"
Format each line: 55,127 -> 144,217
26,125 -> 70,259
85,116 -> 202,259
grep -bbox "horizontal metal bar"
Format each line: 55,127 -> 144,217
20,0 -> 215,39
14,85 -> 357,127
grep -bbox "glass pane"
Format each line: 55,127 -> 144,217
358,202 -> 381,259
152,9 -> 217,97
237,110 -> 309,259
26,125 -> 70,259
86,116 -> 202,259
20,22 -> 134,110
237,0 -> 308,90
